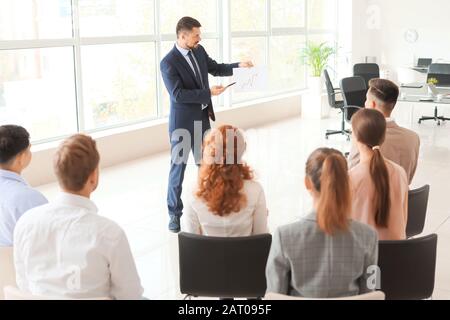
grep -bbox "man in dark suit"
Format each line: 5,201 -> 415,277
160,16 -> 253,232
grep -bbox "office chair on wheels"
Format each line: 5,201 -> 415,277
419,63 -> 450,126
324,70 -> 350,140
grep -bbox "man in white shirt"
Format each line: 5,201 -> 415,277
14,134 -> 144,299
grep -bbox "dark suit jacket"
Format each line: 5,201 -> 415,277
160,44 -> 239,133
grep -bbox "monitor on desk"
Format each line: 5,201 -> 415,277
417,58 -> 432,68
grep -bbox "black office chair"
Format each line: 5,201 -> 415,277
419,63 -> 450,125
407,185 -> 430,238
324,70 -> 351,140
353,63 -> 380,89
378,234 -> 438,300
178,232 -> 272,299
339,76 -> 366,140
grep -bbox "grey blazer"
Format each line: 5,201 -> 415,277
265,212 -> 378,298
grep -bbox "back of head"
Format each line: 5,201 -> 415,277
368,78 -> 399,113
305,148 -> 351,235
197,125 -> 253,216
0,125 -> 30,167
176,16 -> 201,37
352,109 -> 390,227
54,134 -> 100,192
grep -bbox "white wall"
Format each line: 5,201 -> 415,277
352,0 -> 450,81
23,94 -> 301,186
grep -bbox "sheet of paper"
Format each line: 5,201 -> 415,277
231,66 -> 268,93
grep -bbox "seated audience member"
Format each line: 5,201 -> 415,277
350,109 -> 408,240
14,134 -> 143,299
266,148 -> 378,298
348,78 -> 420,184
0,125 -> 47,246
182,125 -> 268,236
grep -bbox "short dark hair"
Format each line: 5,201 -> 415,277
176,16 -> 201,36
0,125 -> 30,164
368,78 -> 400,111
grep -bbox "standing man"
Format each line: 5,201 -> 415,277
160,16 -> 253,232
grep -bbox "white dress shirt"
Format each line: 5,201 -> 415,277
182,180 -> 269,237
13,192 -> 143,300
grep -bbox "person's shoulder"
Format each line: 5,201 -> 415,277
243,179 -> 263,193
277,217 -> 316,238
392,122 -> 420,141
15,186 -> 47,204
386,159 -> 408,182
349,220 -> 378,246
160,47 -> 177,66
14,202 -> 51,232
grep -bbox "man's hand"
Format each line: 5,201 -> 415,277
239,61 -> 254,68
210,85 -> 226,96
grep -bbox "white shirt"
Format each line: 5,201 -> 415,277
182,180 -> 269,237
13,192 -> 143,300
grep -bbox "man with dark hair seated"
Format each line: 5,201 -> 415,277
0,125 -> 47,246
348,78 -> 420,184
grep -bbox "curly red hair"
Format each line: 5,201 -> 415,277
196,125 -> 254,217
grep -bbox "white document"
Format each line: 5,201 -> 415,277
231,66 -> 268,93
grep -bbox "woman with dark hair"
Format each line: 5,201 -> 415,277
266,148 -> 378,298
182,125 -> 268,236
349,108 -> 408,240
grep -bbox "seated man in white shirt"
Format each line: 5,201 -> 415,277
14,134 -> 144,300
0,125 -> 47,246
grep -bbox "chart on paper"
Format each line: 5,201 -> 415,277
232,66 -> 268,93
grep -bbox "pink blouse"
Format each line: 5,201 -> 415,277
349,159 -> 409,240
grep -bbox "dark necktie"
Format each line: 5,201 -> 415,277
187,51 -> 204,89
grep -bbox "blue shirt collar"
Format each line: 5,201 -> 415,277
175,42 -> 190,57
0,169 -> 28,185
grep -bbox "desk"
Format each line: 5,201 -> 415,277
399,85 -> 450,125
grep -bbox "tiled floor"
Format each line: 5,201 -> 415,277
37,103 -> 450,299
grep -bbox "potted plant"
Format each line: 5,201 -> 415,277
301,42 -> 336,93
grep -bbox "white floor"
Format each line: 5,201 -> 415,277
36,104 -> 450,299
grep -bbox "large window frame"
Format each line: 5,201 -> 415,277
0,0 -> 342,144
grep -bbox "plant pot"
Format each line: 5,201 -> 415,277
308,76 -> 324,94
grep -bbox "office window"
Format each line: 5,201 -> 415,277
269,36 -> 306,92
271,0 -> 305,29
230,0 -> 266,32
78,0 -> 155,37
308,0 -> 337,30
0,0 -> 72,40
81,43 -> 157,130
0,0 -> 345,143
0,48 -> 77,141
159,0 -> 218,34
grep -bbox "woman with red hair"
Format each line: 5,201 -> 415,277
182,125 -> 268,236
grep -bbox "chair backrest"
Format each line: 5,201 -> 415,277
0,247 -> 15,300
178,232 -> 272,298
323,69 -> 338,108
353,63 -> 380,88
264,291 -> 385,300
378,234 -> 437,300
406,185 -> 430,238
340,76 -> 367,122
3,286 -> 111,300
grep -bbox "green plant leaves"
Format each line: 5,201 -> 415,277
301,42 -> 336,77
